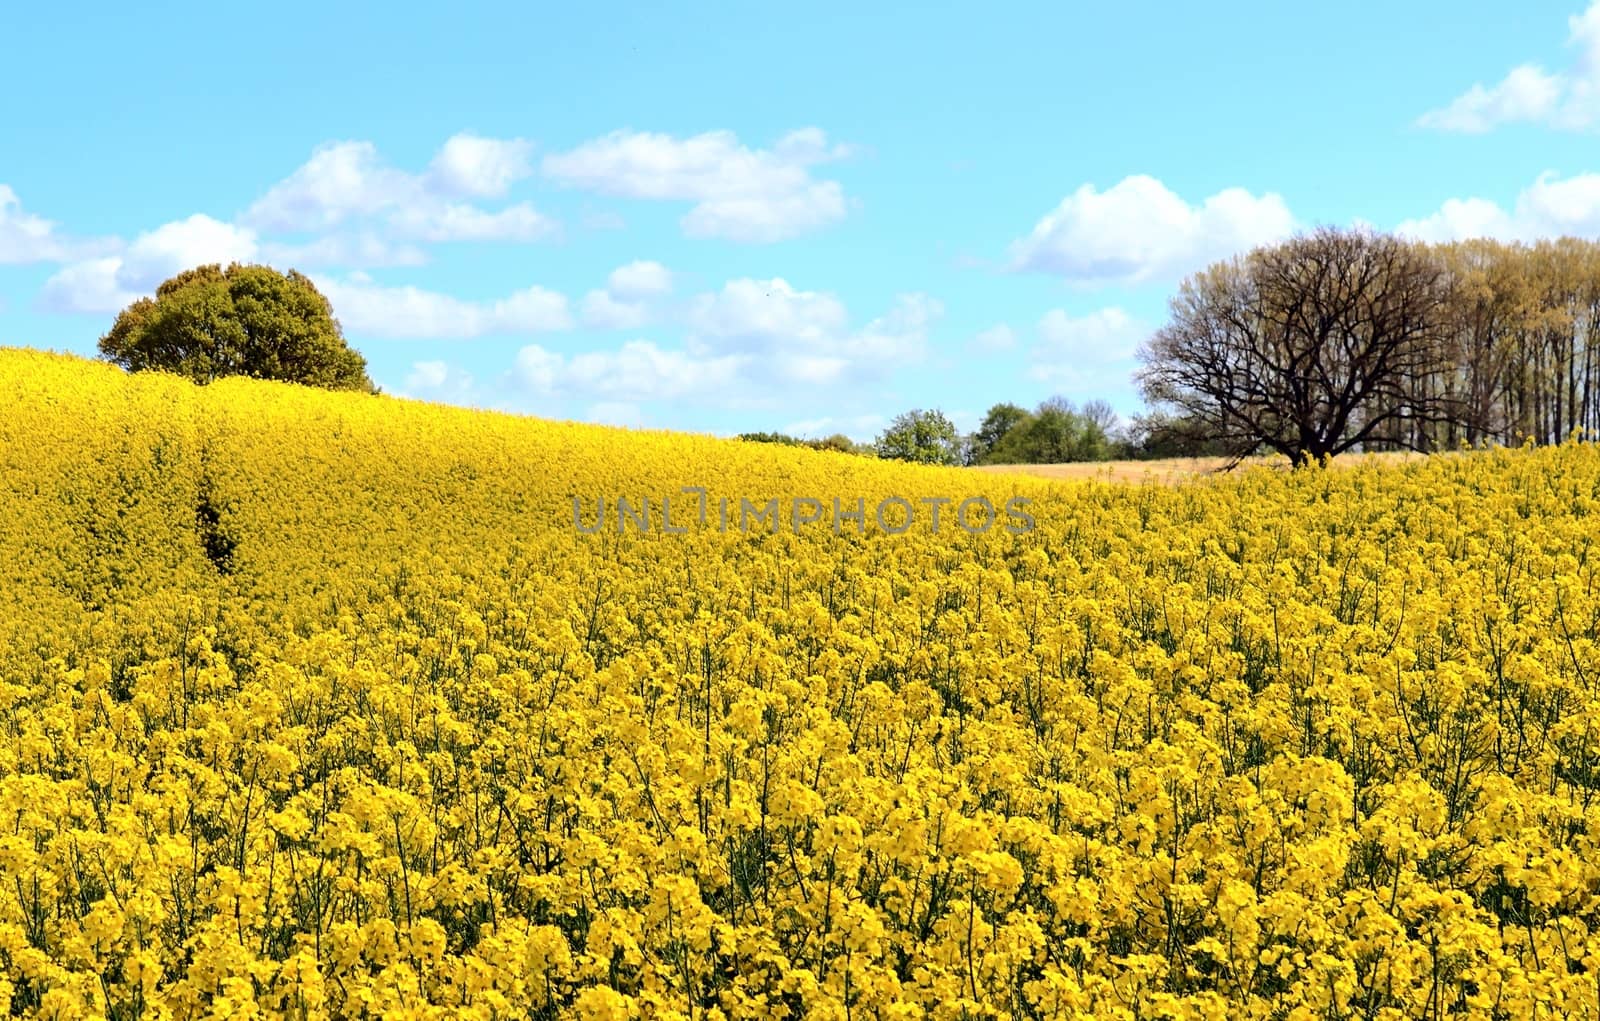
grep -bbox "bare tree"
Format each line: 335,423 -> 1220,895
1136,226 -> 1458,467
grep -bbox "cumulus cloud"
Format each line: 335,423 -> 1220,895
513,340 -> 746,402
38,215 -> 259,313
686,277 -> 850,351
684,277 -> 938,386
1418,3 -> 1600,132
425,133 -> 535,198
401,360 -> 477,401
580,289 -> 652,330
579,260 -> 675,329
1009,175 -> 1295,286
510,276 -> 940,407
851,293 -> 943,365
312,273 -> 571,338
1028,307 -> 1148,387
243,136 -> 555,247
260,233 -> 428,269
36,258 -> 135,315
1395,170 -> 1600,242
606,260 -> 673,298
0,185 -> 73,264
387,202 -> 556,243
244,142 -> 412,233
542,128 -> 851,242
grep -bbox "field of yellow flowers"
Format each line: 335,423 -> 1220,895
3,347 -> 1600,1019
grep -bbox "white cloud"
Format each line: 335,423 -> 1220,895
1028,307 -> 1148,387
511,276 -> 939,407
261,233 -> 428,269
606,259 -> 673,298
243,136 -> 557,249
313,274 -> 572,338
543,128 -> 851,242
851,293 -> 942,364
38,215 -> 259,313
1417,66 -> 1564,133
244,141 -> 414,232
685,277 -> 938,386
1393,198 -> 1520,243
970,324 -> 1017,353
1009,175 -> 1294,285
425,133 -> 534,198
388,201 -> 556,243
680,185 -> 845,243
1418,3 -> 1600,132
36,258 -> 137,315
118,216 -> 260,288
577,261 -> 675,329
0,185 -> 71,264
1395,170 -> 1600,242
514,340 -> 746,402
407,361 -> 452,390
580,289 -> 651,330
401,360 -> 476,401
687,277 -> 850,351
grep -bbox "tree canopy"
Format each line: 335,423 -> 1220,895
874,409 -> 962,465
98,263 -> 375,392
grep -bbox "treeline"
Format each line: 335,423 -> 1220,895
1140,230 -> 1600,465
736,431 -> 878,456
1397,237 -> 1600,449
746,231 -> 1600,469
740,399 -> 1228,466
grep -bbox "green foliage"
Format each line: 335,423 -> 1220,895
807,432 -> 877,456
966,402 -> 1031,465
1121,410 -> 1245,459
875,409 -> 962,465
739,431 -> 876,457
738,431 -> 806,446
98,263 -> 375,392
979,397 -> 1112,464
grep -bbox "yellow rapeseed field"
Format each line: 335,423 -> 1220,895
3,347 -> 1600,1020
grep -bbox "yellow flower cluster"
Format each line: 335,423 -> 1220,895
3,347 -> 1600,1019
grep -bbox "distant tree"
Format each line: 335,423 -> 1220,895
967,402 -> 1032,464
875,409 -> 962,465
99,262 -> 375,392
1122,410 -> 1244,459
1080,399 -> 1119,438
738,431 -> 875,455
1137,226 -> 1456,466
807,433 -> 876,456
987,397 -> 1109,463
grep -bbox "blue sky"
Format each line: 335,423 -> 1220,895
4,0 -> 1600,440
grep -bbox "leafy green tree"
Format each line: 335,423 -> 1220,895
987,397 -> 1109,463
99,263 -> 375,392
967,402 -> 1032,464
875,409 -> 962,465
807,433 -> 876,456
738,431 -> 805,446
738,431 -> 875,456
1122,410 -> 1243,458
